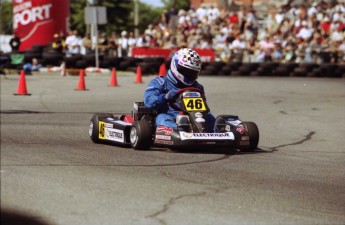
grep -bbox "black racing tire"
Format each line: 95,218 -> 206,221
130,120 -> 153,150
239,121 -> 259,152
89,113 -> 115,143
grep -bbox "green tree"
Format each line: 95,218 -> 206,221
161,0 -> 190,11
1,1 -> 13,34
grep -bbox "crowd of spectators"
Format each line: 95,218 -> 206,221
50,1 -> 345,64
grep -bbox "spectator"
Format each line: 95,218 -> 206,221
65,30 -> 81,56
81,33 -> 92,55
118,31 -> 129,57
98,32 -> 109,55
9,33 -> 21,52
258,36 -> 275,62
23,58 -> 42,74
51,33 -> 66,53
108,32 -> 118,57
296,21 -> 314,41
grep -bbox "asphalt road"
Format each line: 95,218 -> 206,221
1,72 -> 345,225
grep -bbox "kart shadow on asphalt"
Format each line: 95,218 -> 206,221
1,208 -> 53,225
149,147 -> 272,155
99,141 -> 272,155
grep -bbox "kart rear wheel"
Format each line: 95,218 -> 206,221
89,113 -> 115,143
130,120 -> 153,150
239,121 -> 259,152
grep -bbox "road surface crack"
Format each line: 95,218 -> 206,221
147,192 -> 207,225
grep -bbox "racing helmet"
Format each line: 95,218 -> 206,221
169,48 -> 202,86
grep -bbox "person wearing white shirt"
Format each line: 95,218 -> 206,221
196,4 -> 207,22
65,30 -> 81,55
296,21 -> 314,40
118,31 -> 129,57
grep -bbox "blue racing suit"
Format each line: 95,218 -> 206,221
144,70 -> 216,131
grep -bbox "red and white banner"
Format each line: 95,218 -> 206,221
12,0 -> 69,51
132,47 -> 215,62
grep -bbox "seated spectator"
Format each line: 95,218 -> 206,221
23,58 -> 42,74
258,36 -> 275,62
229,34 -> 246,61
296,21 -> 314,41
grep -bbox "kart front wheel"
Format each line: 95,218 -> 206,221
130,120 -> 153,150
239,121 -> 259,152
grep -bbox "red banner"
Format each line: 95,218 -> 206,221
132,47 -> 215,62
13,0 -> 69,51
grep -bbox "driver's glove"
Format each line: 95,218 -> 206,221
157,90 -> 177,104
165,90 -> 177,101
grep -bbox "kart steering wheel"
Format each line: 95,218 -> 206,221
168,87 -> 202,111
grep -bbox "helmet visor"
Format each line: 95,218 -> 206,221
177,64 -> 199,82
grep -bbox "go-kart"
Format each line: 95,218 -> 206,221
89,87 -> 259,151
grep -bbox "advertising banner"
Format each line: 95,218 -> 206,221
132,47 -> 215,62
12,0 -> 69,51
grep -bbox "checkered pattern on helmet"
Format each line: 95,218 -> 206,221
181,48 -> 201,68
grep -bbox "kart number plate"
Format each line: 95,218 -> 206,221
183,98 -> 206,111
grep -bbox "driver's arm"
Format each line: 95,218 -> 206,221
144,79 -> 167,109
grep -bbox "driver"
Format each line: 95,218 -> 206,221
144,48 -> 216,132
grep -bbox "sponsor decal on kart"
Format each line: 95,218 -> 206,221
183,92 -> 201,98
156,126 -> 173,135
105,128 -> 124,143
195,112 -> 203,118
179,132 -> 235,140
195,118 -> 205,123
105,123 -> 113,128
154,139 -> 173,145
155,135 -> 171,140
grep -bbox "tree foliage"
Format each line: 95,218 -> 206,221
0,0 -> 191,36
1,1 -> 13,34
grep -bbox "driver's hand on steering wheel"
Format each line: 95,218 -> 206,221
164,90 -> 177,101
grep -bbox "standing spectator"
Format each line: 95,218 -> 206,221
65,30 -> 81,55
165,6 -> 177,26
98,32 -> 109,55
9,33 -> 21,52
52,33 -> 66,53
108,32 -> 118,57
81,33 -> 92,55
118,31 -> 129,57
127,32 -> 137,56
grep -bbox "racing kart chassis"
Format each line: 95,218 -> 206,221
89,88 -> 259,151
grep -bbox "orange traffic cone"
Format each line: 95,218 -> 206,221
109,68 -> 118,87
158,63 -> 167,76
75,69 -> 88,91
134,65 -> 143,83
14,70 -> 31,96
